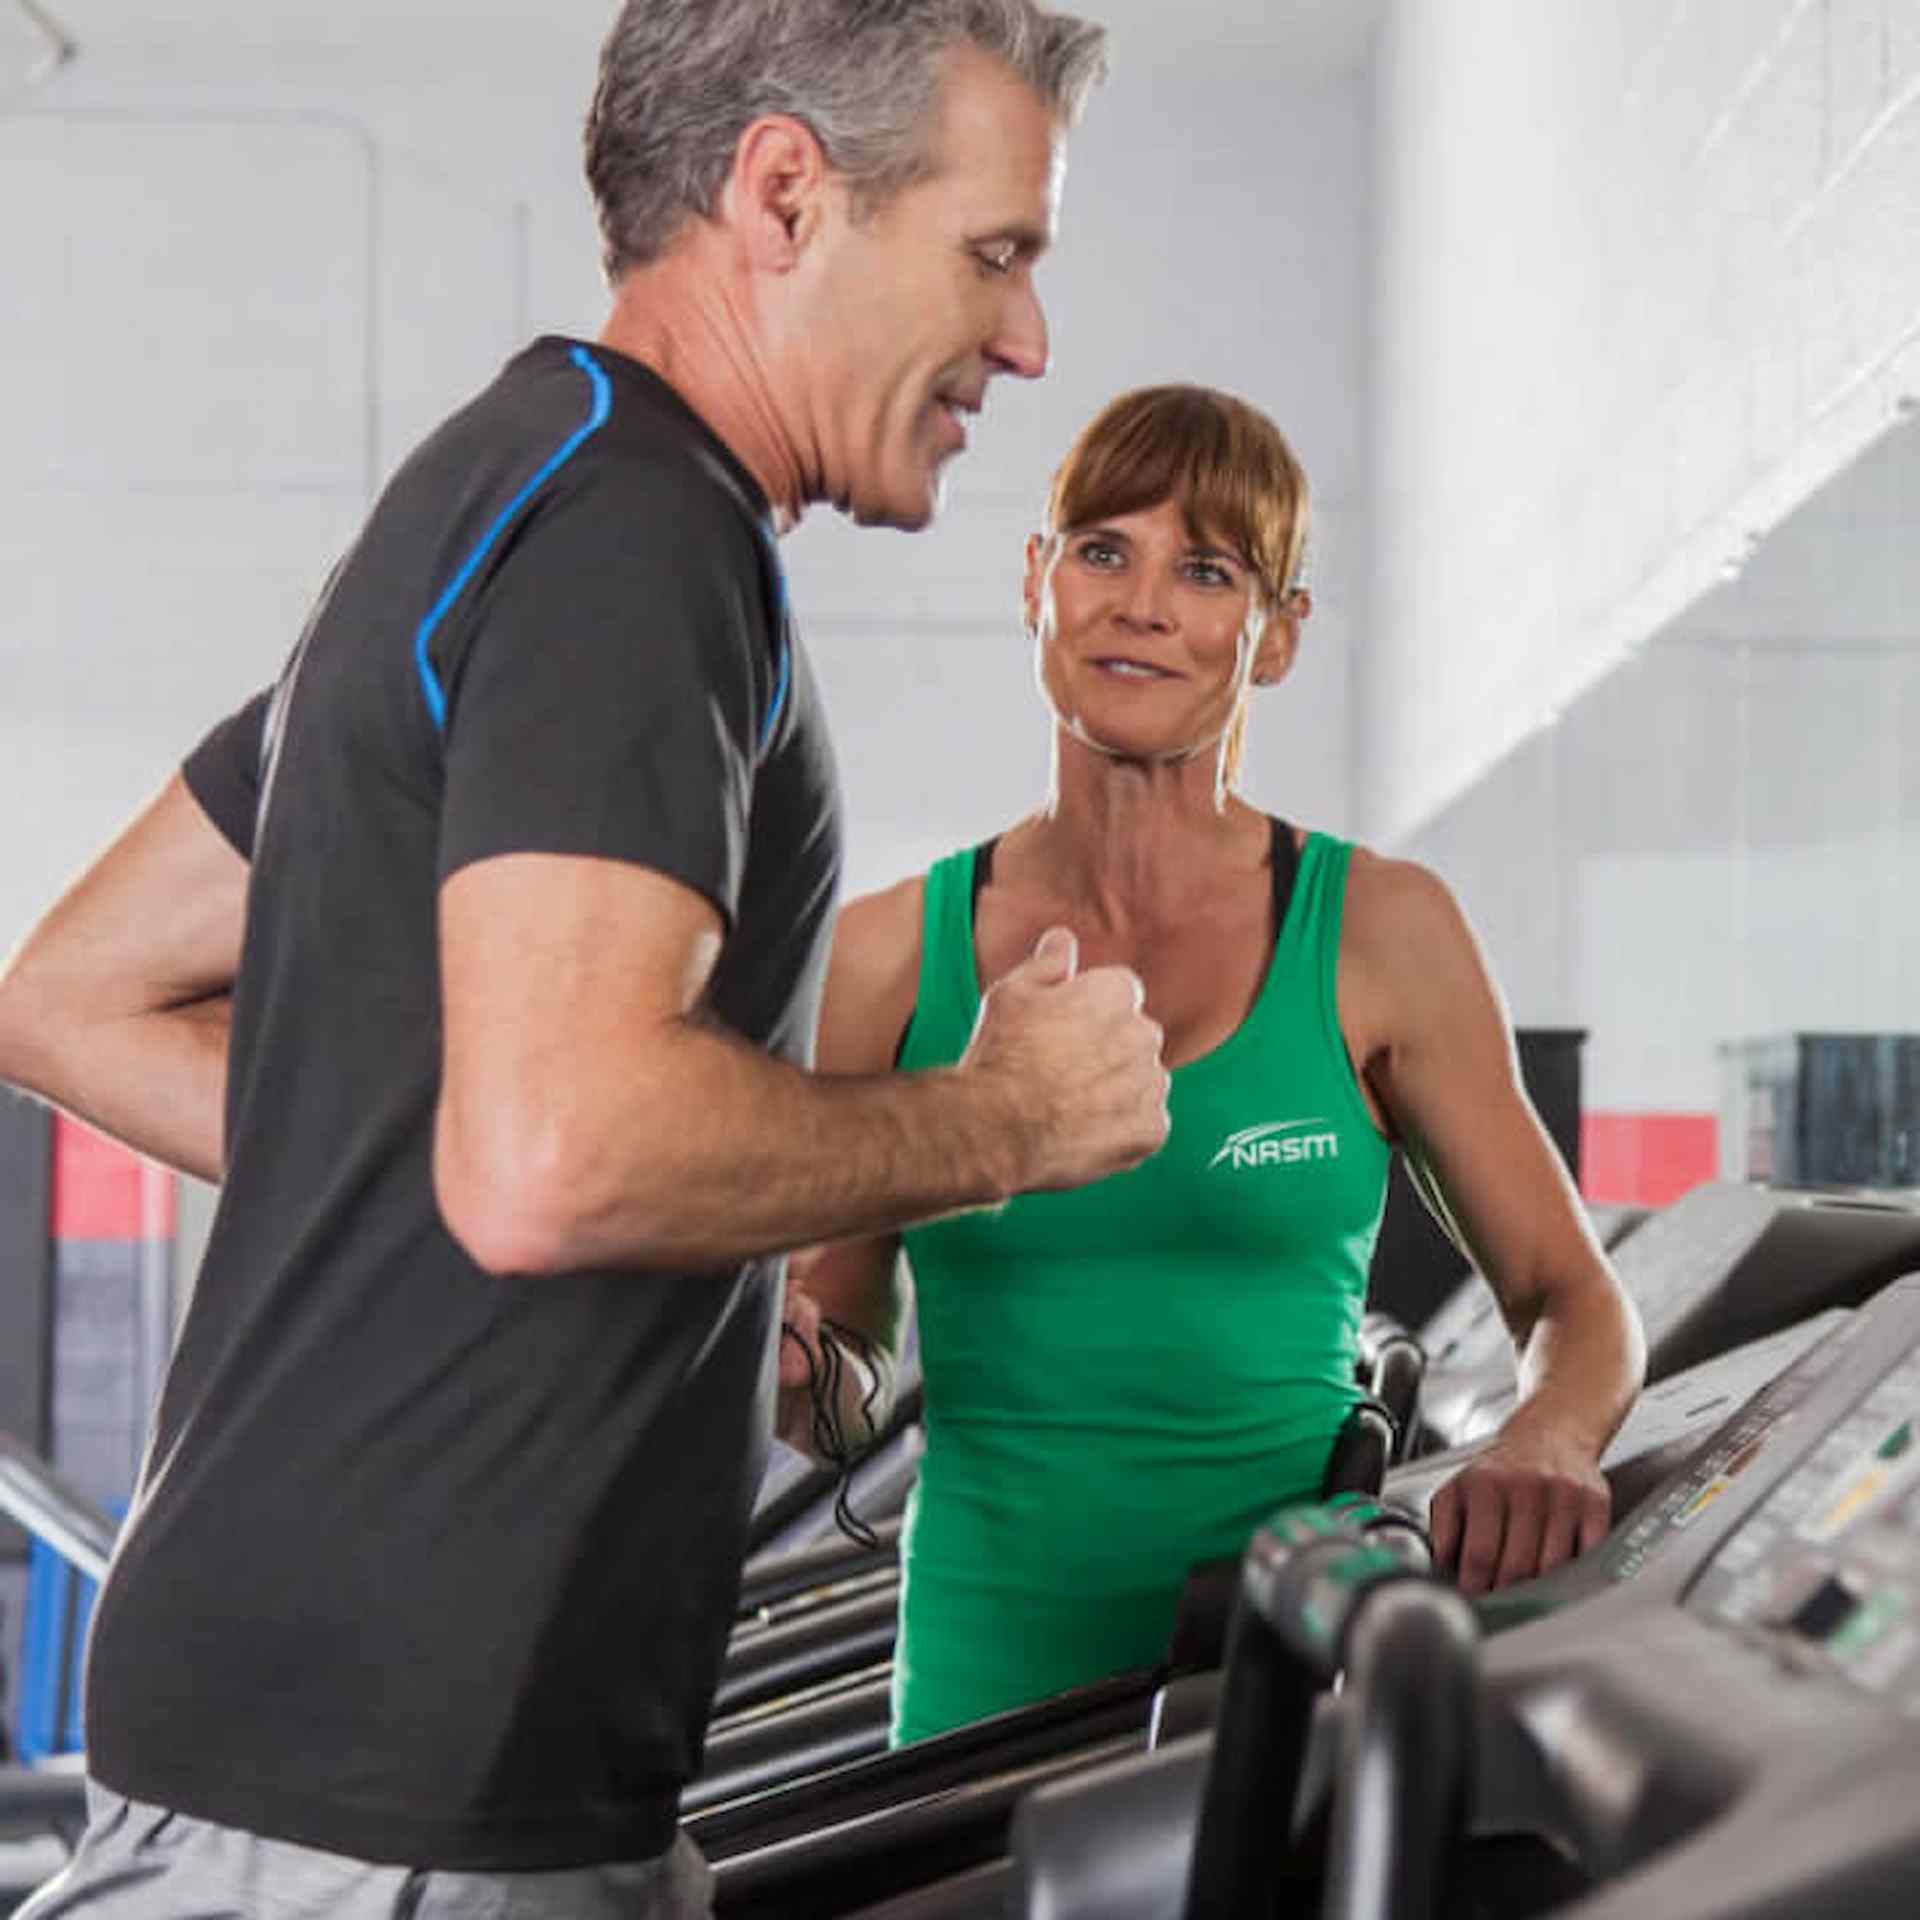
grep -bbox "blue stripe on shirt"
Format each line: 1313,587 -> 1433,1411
414,344 -> 614,733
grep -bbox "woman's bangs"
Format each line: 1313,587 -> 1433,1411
1048,387 -> 1304,603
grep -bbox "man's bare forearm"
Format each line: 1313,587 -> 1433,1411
0,989 -> 230,1183
438,1015 -> 1030,1276
435,862 -> 1168,1279
0,773 -> 247,1185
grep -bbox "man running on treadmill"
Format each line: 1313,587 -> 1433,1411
0,5 -> 1159,1915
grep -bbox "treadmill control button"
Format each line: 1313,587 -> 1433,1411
1785,1575 -> 1862,1643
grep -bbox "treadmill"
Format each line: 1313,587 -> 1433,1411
683,1310 -> 1861,1915
1005,1267 -> 1920,1919
696,1185 -> 1915,1856
1419,1181 -> 1920,1449
696,1304 -> 1849,1820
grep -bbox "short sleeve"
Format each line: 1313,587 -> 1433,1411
181,689 -> 270,859
433,465 -> 771,928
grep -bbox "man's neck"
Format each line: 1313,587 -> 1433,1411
597,255 -> 811,533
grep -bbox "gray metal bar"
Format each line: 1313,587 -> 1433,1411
0,1431 -> 116,1582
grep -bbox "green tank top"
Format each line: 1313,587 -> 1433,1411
892,830 -> 1391,1744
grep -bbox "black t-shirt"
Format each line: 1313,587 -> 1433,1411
87,338 -> 841,1869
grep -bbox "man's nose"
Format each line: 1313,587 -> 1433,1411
987,277 -> 1049,382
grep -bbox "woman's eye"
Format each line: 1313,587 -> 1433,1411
1076,540 -> 1122,568
1185,561 -> 1232,587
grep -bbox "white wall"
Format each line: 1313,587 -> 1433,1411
1362,0 -> 1920,848
1405,416 -> 1920,1124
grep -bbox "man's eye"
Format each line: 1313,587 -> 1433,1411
974,243 -> 1017,275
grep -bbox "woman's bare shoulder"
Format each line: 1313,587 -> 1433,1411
1342,846 -> 1473,956
817,876 -> 928,1074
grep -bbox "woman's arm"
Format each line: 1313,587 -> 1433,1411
1344,853 -> 1646,1595
776,878 -> 925,1459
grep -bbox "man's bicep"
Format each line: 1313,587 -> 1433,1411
432,853 -> 736,1268
437,852 -> 726,1131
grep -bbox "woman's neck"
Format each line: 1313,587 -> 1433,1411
1010,734 -> 1270,931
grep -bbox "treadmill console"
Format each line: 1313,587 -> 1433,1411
1691,1342 -> 1920,1713
1589,1304 -> 1867,1587
1604,1311 -> 1848,1460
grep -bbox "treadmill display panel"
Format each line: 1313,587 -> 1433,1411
1603,1312 -> 1848,1460
1691,1343 -> 1920,1711
1590,1308 -> 1865,1588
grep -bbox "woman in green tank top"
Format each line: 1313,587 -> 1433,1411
781,387 -> 1644,1745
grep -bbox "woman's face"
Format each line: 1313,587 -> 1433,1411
1026,496 -> 1281,768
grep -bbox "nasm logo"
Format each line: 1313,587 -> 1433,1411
1209,1119 -> 1341,1172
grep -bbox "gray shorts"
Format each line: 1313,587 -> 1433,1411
14,1784 -> 712,1919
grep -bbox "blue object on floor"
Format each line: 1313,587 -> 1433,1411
15,1508 -> 122,1765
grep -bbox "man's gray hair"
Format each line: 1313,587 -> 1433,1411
584,0 -> 1108,281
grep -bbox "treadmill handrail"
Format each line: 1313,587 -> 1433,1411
1182,1502 -> 1431,1918
1320,1401 -> 1395,1498
0,1431 -> 117,1582
736,1518 -> 903,1620
0,1761 -> 89,1845
710,1730 -> 1143,1911
1320,1579 -> 1478,1920
712,1583 -> 901,1719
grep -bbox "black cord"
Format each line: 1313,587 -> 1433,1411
780,1317 -> 884,1549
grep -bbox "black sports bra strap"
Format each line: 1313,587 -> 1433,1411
970,836 -> 999,910
1268,815 -> 1300,937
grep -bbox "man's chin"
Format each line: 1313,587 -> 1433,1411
841,464 -> 948,533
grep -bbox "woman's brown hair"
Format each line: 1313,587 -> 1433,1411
1044,385 -> 1310,610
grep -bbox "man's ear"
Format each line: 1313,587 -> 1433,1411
721,114 -> 834,270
